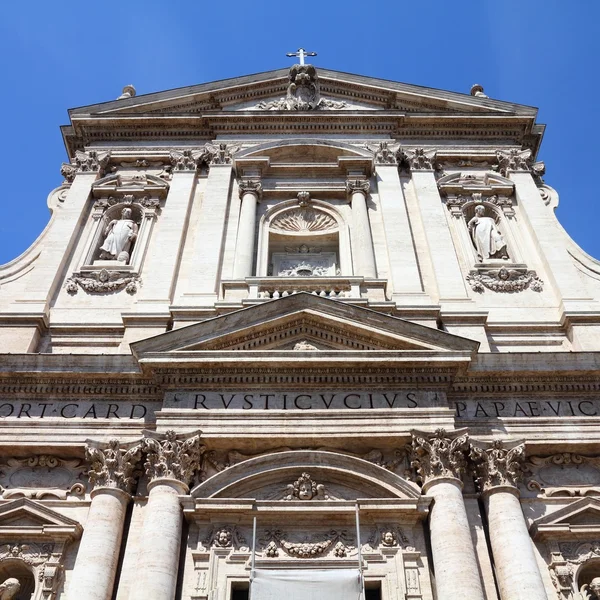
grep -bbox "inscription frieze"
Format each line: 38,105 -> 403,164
0,400 -> 160,420
165,390 -> 444,410
454,398 -> 600,418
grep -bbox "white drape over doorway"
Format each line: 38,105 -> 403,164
250,569 -> 362,600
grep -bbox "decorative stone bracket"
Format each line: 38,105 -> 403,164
60,150 -> 111,184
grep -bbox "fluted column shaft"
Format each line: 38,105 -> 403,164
471,440 -> 547,600
69,488 -> 129,600
412,429 -> 485,600
347,180 -> 377,278
233,181 -> 262,278
129,479 -> 188,600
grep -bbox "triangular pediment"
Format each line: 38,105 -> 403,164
131,293 -> 478,360
69,67 -> 536,118
0,498 -> 82,537
531,497 -> 600,540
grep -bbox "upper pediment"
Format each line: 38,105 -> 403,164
131,293 -> 478,364
69,67 -> 537,119
0,498 -> 82,538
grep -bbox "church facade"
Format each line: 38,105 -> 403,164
0,60 -> 600,600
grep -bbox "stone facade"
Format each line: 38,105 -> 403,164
0,63 -> 599,599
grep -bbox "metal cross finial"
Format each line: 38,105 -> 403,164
286,48 -> 317,66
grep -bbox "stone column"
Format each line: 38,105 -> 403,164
346,179 -> 377,278
470,440 -> 547,600
68,439 -> 143,600
232,180 -> 262,278
405,149 -> 471,302
129,430 -> 204,600
411,429 -> 485,600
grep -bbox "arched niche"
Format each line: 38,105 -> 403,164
256,200 -> 352,277
191,450 -> 421,500
577,559 -> 600,597
462,201 -> 512,261
0,560 -> 36,600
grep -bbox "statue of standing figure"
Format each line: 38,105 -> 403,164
467,205 -> 509,261
99,207 -> 138,263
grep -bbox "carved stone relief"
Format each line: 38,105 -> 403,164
255,64 -> 346,111
60,150 -> 111,183
65,270 -> 141,295
410,429 -> 469,484
260,529 -> 355,559
549,542 -> 600,599
270,208 -> 337,233
466,267 -> 543,293
86,439 -> 143,493
202,526 -> 248,551
365,141 -> 399,165
522,454 -> 600,497
470,440 -> 525,493
402,148 -> 437,171
363,525 -> 413,551
0,456 -> 87,500
495,148 -> 531,176
281,472 -> 336,501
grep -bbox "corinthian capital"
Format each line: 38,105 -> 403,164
410,428 -> 469,485
169,149 -> 205,172
85,439 -> 143,494
470,439 -> 525,493
238,179 -> 263,199
495,148 -> 532,176
61,150 -> 111,183
142,430 -> 205,486
403,148 -> 437,171
346,179 -> 370,198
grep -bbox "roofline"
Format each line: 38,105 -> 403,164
67,65 -> 538,117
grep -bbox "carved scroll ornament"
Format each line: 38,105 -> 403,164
0,456 -> 87,500
522,453 -> 600,497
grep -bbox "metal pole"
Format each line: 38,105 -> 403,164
355,503 -> 366,600
249,515 -> 257,600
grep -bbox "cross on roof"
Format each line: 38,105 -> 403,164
286,48 -> 317,66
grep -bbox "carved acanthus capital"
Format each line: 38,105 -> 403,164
61,150 -> 111,183
470,439 -> 525,493
169,149 -> 205,172
403,148 -> 437,171
410,428 -> 469,485
366,141 -> 400,165
238,180 -> 263,200
204,143 -> 240,166
346,179 -> 370,199
495,148 -> 532,176
142,430 -> 205,486
85,439 -> 143,494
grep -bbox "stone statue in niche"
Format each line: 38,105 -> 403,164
467,205 -> 509,261
0,578 -> 20,600
99,207 -> 138,263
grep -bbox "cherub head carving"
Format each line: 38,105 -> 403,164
214,528 -> 232,547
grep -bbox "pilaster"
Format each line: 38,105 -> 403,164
405,149 -> 472,305
374,152 -> 431,305
183,146 -> 236,307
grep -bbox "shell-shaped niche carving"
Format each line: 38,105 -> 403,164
270,208 -> 337,233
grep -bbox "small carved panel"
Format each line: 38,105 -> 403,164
0,456 -> 87,500
522,454 -> 600,497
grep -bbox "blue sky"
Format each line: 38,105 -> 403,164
0,0 -> 598,264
